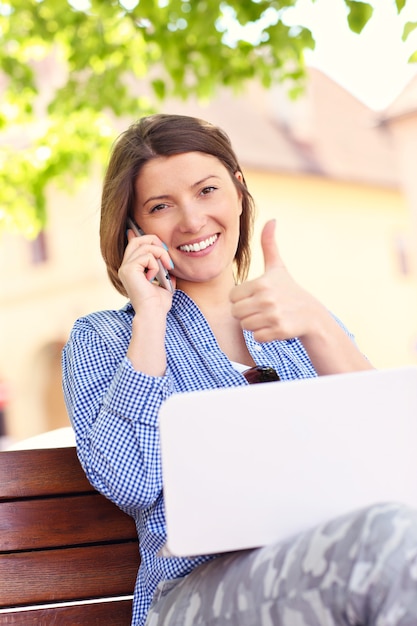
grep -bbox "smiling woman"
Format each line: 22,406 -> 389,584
62,113 -> 417,626
100,115 -> 254,296
132,152 -> 244,293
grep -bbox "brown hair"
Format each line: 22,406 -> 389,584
100,114 -> 255,296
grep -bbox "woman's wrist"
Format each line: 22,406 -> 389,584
300,306 -> 372,375
127,309 -> 168,376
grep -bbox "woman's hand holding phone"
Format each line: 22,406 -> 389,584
120,219 -> 175,376
126,219 -> 174,293
119,219 -> 175,315
119,224 -> 175,376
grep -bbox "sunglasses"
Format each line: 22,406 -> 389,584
242,366 -> 280,384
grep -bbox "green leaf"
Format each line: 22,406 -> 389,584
152,79 -> 166,100
395,0 -> 406,12
403,22 -> 417,42
0,0 -> 385,236
408,49 -> 417,63
345,1 -> 374,34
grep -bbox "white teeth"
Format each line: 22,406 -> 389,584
180,234 -> 218,252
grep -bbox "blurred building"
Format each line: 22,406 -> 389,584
1,68 -> 417,444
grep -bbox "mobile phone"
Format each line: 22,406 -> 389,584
127,218 -> 174,293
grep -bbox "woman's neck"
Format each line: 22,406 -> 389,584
176,273 -> 236,313
176,274 -> 255,367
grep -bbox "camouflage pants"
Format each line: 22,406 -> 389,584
145,503 -> 417,625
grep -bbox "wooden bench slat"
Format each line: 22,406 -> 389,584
0,446 -> 140,624
0,598 -> 133,625
0,448 -> 92,499
0,543 -> 140,607
0,494 -> 137,552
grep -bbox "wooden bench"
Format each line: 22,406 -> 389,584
0,446 -> 140,625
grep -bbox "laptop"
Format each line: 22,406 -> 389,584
159,366 -> 417,557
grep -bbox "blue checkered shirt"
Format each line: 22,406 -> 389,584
62,289 -> 353,626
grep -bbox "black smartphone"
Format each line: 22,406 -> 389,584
127,218 -> 174,293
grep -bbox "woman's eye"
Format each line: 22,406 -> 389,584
201,186 -> 216,196
150,203 -> 168,213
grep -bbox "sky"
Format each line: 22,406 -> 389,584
285,0 -> 417,111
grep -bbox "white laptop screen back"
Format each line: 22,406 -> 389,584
159,367 -> 417,557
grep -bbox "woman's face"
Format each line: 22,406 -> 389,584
133,151 -> 243,289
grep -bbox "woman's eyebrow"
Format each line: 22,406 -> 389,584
142,194 -> 170,207
142,175 -> 221,206
191,175 -> 220,189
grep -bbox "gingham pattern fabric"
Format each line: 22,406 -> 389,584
62,289 -> 353,626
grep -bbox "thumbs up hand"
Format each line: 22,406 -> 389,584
230,220 -> 323,344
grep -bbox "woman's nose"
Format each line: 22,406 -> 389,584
177,204 -> 206,233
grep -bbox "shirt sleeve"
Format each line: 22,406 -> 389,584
62,315 -> 174,513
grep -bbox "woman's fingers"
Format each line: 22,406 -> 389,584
119,234 -> 173,302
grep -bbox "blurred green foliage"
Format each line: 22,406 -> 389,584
0,0 -> 412,236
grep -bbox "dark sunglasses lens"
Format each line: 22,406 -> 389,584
243,366 -> 280,384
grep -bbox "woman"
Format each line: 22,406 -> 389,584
62,114 -> 417,626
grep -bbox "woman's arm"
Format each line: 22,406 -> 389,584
62,313 -> 173,512
121,229 -> 175,376
62,231 -> 176,511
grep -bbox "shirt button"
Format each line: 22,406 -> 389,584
253,345 -> 262,352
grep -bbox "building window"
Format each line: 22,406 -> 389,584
30,230 -> 48,265
394,234 -> 412,277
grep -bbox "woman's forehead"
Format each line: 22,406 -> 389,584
137,152 -> 229,185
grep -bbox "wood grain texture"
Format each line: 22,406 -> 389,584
0,448 -> 92,499
0,543 -> 140,606
0,447 -> 141,624
0,599 -> 133,625
0,494 -> 137,551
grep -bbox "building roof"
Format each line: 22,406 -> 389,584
380,72 -> 417,122
2,62 -> 402,190
160,67 -> 400,188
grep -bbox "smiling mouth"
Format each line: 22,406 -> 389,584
178,234 -> 218,253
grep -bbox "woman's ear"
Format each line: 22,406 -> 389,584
234,171 -> 244,215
